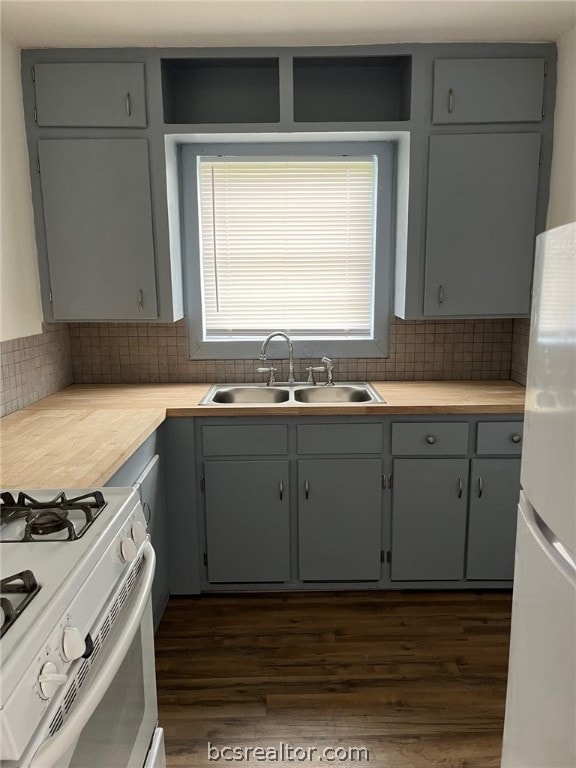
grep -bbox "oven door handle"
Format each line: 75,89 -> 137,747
28,541 -> 156,768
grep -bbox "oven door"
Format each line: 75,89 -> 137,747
24,542 -> 163,768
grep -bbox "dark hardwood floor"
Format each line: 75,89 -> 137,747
155,591 -> 512,767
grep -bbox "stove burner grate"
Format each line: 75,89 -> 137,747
27,510 -> 73,538
0,491 -> 107,542
0,570 -> 41,638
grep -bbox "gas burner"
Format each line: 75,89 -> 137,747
26,510 -> 72,539
0,491 -> 107,542
0,571 -> 41,638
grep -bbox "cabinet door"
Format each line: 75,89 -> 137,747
204,460 -> 290,583
424,133 -> 541,317
467,458 -> 521,581
432,58 -> 545,124
391,458 -> 468,581
34,63 -> 147,127
38,139 -> 158,320
298,458 -> 382,581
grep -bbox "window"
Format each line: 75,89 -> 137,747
181,142 -> 395,359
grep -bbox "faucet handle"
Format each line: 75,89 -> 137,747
257,366 -> 277,386
306,366 -> 325,385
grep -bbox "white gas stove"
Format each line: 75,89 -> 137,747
0,487 -> 165,768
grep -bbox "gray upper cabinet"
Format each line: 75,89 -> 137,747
424,132 -> 541,317
38,138 -> 158,320
432,58 -> 545,124
34,63 -> 147,127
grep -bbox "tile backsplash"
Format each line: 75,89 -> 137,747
511,318 -> 530,386
69,317 -> 515,385
0,324 -> 73,417
1,317 -> 530,417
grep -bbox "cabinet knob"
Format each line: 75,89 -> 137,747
426,434 -> 437,445
511,434 -> 522,444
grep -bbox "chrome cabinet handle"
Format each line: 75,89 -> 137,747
448,88 -> 454,113
458,478 -> 463,499
126,92 -> 132,116
279,480 -> 284,501
137,289 -> 144,311
478,477 -> 483,498
426,434 -> 437,445
511,434 -> 522,444
438,285 -> 444,306
305,479 -> 310,500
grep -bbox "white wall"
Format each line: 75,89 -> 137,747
547,25 -> 576,229
0,33 -> 43,342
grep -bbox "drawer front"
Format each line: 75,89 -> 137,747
202,425 -> 288,456
34,63 -> 147,127
476,422 -> 524,455
392,422 -> 469,456
432,58 -> 545,124
297,424 -> 383,455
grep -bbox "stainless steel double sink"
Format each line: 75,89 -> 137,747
199,382 -> 384,405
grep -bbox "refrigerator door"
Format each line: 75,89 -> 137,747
521,222 -> 576,555
501,492 -> 576,768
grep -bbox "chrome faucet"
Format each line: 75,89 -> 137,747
321,356 -> 335,385
260,332 -> 295,384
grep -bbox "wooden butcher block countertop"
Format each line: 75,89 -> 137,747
0,381 -> 525,488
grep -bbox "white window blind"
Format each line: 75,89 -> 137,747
197,156 -> 377,340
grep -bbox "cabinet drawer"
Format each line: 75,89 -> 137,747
297,424 -> 383,455
392,422 -> 469,455
202,425 -> 288,456
34,63 -> 147,127
476,422 -> 523,455
432,58 -> 545,124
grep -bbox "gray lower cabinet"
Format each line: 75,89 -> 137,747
298,458 -> 382,581
391,458 -> 469,581
204,460 -> 290,583
38,138 -> 158,321
424,132 -> 541,317
466,458 -> 521,580
195,416 -> 521,590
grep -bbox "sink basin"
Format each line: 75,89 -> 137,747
200,382 -> 383,405
201,385 -> 290,404
293,384 -> 382,403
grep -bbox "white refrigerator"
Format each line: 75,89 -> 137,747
501,222 -> 576,768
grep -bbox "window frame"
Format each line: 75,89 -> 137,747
181,141 -> 396,359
